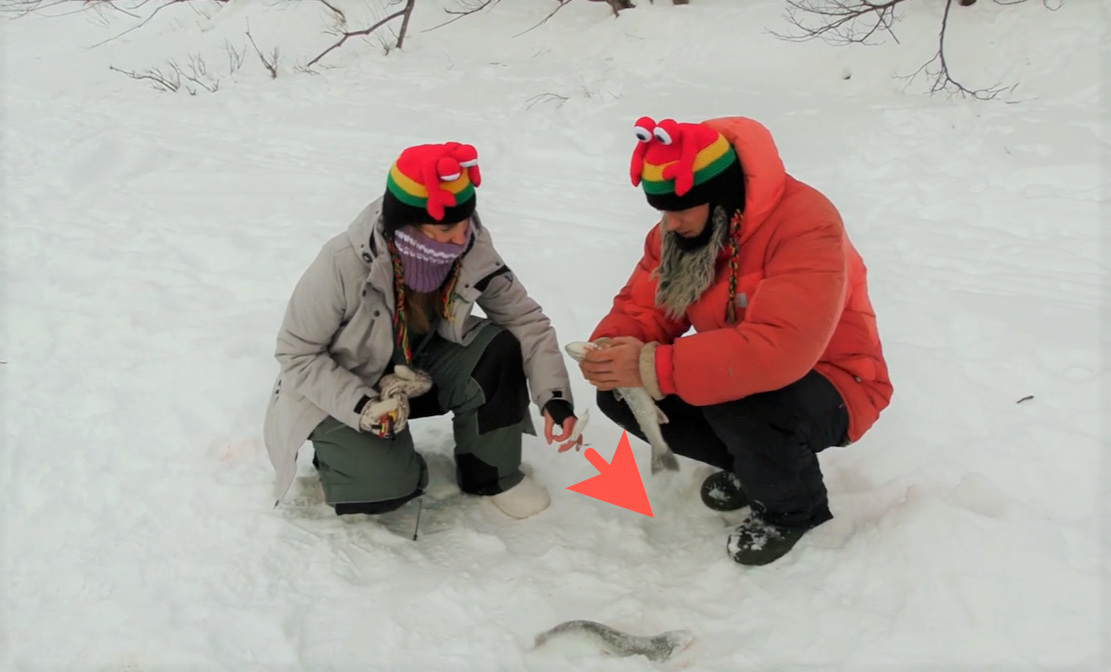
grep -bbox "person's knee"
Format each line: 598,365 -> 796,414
703,396 -> 803,452
473,328 -> 524,380
313,432 -> 428,510
471,329 -> 529,433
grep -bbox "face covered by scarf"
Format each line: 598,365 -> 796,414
392,222 -> 473,293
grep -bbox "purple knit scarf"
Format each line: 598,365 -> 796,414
393,224 -> 472,293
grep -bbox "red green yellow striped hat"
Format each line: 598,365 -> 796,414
629,117 -> 739,211
382,142 -> 481,230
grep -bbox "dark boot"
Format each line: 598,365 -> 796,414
726,512 -> 815,566
700,470 -> 749,511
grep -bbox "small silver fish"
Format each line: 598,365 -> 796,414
565,340 -> 680,474
534,619 -> 694,662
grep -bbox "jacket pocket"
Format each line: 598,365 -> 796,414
832,355 -> 877,383
454,283 -> 483,305
728,270 -> 764,323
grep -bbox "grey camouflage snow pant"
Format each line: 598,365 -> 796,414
309,323 -> 535,515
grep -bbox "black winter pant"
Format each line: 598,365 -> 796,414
597,370 -> 849,528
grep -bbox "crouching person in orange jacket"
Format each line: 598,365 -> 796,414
578,116 -> 893,566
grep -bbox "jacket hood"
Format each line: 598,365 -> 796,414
702,116 -> 788,243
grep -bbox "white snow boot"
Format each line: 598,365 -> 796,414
489,475 -> 550,519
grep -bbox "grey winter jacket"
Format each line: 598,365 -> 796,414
263,198 -> 574,501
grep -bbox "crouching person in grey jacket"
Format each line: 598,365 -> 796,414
264,142 -> 580,520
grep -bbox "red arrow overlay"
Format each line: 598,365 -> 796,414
566,431 -> 653,517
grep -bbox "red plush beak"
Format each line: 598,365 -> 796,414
658,122 -> 696,196
419,160 -> 452,221
630,143 -> 649,186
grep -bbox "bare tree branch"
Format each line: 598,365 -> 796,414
773,0 -> 911,45
395,0 -> 417,49
514,0 -> 574,38
896,0 -> 1015,99
422,0 -> 500,33
771,0 -> 1043,99
525,92 -> 569,109
224,39 -> 246,74
179,54 -> 219,93
85,0 -> 215,48
445,0 -> 500,16
316,0 -> 346,25
246,19 -> 280,78
307,16 -> 404,68
305,0 -> 416,68
109,62 -> 181,92
2,0 -> 131,19
109,55 -> 220,93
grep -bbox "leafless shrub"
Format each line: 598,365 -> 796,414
246,20 -> 280,79
773,0 -> 1054,99
525,92 -> 570,109
109,63 -> 183,92
224,39 -> 246,74
109,54 -> 219,94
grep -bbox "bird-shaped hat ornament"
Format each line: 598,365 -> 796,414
386,142 -> 481,222
629,117 -> 737,201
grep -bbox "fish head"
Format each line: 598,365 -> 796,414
563,341 -> 599,362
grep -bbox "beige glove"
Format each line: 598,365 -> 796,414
378,365 -> 433,401
358,365 -> 433,438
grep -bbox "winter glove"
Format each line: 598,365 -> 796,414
378,364 -> 433,401
358,395 -> 410,439
358,365 -> 433,438
543,398 -> 575,427
544,397 -> 588,453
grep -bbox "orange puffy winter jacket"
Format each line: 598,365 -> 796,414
590,116 -> 892,443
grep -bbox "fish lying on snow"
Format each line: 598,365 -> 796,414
565,340 -> 680,474
534,619 -> 694,662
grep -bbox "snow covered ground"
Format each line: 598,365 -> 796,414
3,0 -> 1108,669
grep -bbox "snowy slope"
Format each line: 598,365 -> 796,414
3,0 -> 1108,669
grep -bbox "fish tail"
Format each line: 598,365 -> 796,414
651,449 -> 680,474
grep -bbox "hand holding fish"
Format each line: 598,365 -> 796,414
578,336 -> 645,390
564,339 -> 680,474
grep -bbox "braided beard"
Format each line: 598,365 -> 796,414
651,205 -> 730,322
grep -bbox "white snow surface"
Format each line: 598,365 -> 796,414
3,0 -> 1108,670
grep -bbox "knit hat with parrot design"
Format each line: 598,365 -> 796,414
629,117 -> 744,212
381,142 -> 481,232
